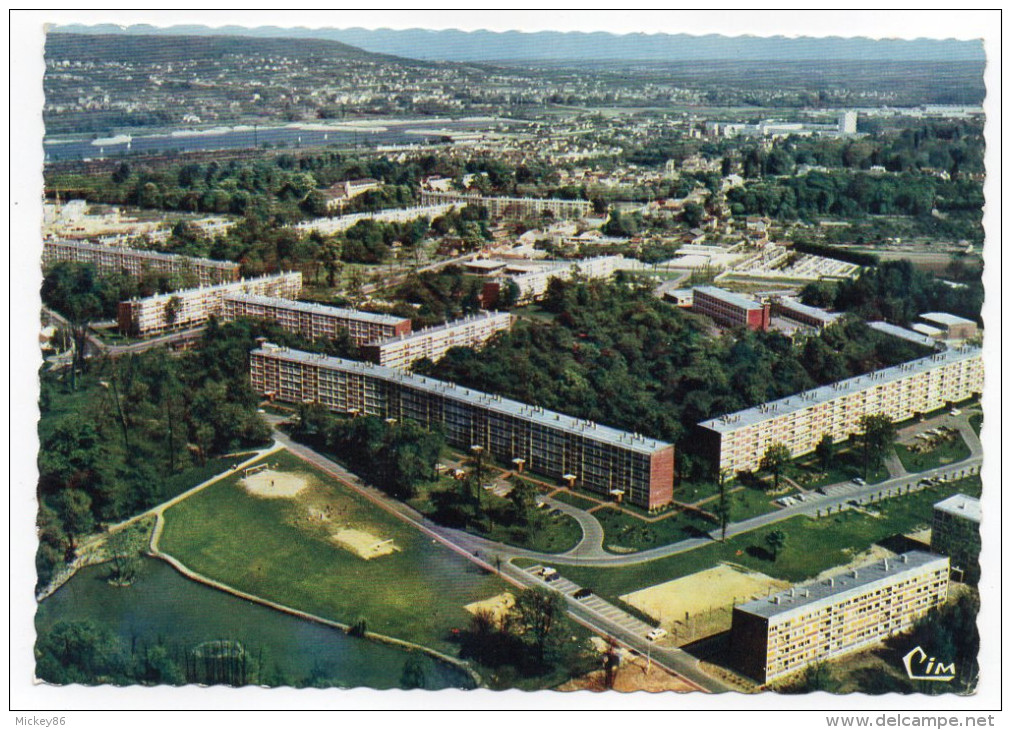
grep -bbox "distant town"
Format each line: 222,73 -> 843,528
35,28 -> 985,696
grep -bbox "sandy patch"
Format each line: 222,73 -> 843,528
621,564 -> 788,627
241,469 -> 309,498
330,527 -> 399,560
556,653 -> 697,693
464,592 -> 516,622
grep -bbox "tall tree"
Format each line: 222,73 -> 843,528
765,529 -> 787,562
857,414 -> 896,480
815,433 -> 836,473
759,443 -> 792,491
514,588 -> 563,667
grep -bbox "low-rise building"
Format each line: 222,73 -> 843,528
692,286 -> 771,331
771,297 -> 841,329
221,294 -> 411,345
481,255 -> 638,306
931,494 -> 981,583
42,239 -> 240,287
698,345 -> 983,474
250,343 -> 674,509
729,551 -> 949,684
361,311 -> 514,370
117,272 -> 303,336
920,312 -> 979,341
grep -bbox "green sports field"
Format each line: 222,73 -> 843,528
158,449 -> 508,654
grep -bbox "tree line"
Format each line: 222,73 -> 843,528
417,278 -> 928,481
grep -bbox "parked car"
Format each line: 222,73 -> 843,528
950,408 -> 962,416
545,572 -> 561,583
852,477 -> 866,486
573,588 -> 593,599
646,628 -> 668,642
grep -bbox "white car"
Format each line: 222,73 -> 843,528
646,628 -> 668,642
950,408 -> 962,416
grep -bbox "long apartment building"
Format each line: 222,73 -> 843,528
42,239 -> 240,286
361,311 -> 514,370
481,255 -> 638,306
698,345 -> 983,474
692,285 -> 771,331
729,551 -> 949,684
117,272 -> 303,337
931,494 -> 981,583
222,294 -> 411,346
419,190 -> 593,219
250,343 -> 674,509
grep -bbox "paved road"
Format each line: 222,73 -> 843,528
544,496 -> 608,559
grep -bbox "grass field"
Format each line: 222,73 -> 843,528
791,447 -> 890,490
596,508 -> 711,553
895,432 -> 972,473
546,488 -> 605,511
969,413 -> 983,436
159,449 -> 509,654
542,476 -> 982,597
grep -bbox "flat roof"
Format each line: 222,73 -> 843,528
699,344 -> 981,434
225,293 -> 408,327
934,493 -> 981,523
911,323 -> 945,338
921,312 -> 977,328
367,311 -> 512,347
253,343 -> 671,456
693,285 -> 764,312
735,551 -> 949,621
867,321 -> 939,349
46,239 -> 238,269
775,298 -> 841,325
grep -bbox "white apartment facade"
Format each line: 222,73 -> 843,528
43,239 -> 240,286
361,311 -> 514,370
698,345 -> 983,474
730,551 -> 949,684
221,294 -> 411,345
117,272 -> 303,336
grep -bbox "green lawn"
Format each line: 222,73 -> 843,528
544,476 -> 982,598
791,446 -> 890,490
895,432 -> 972,473
545,488 -> 604,511
678,480 -> 721,504
969,413 -> 983,437
596,508 -> 712,553
159,449 -> 509,655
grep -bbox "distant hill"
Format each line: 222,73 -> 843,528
51,24 -> 984,63
44,30 -> 430,67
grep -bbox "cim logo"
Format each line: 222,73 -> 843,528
902,646 -> 956,682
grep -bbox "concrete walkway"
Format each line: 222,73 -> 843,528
545,496 -> 607,559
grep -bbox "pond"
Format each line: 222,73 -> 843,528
36,557 -> 474,690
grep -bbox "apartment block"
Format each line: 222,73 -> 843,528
931,494 -> 981,583
250,343 -> 674,509
222,293 -> 411,346
117,272 -> 303,337
730,551 -> 949,684
419,190 -> 593,219
698,345 -> 983,474
361,311 -> 514,370
43,239 -> 240,287
692,286 -> 771,331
